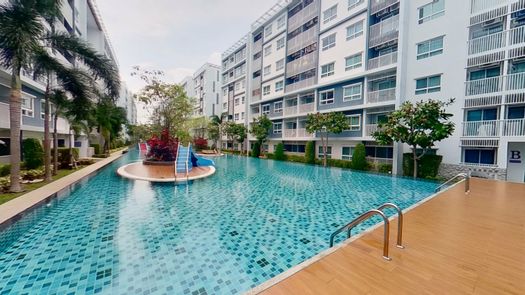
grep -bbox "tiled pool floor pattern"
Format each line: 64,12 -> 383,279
0,152 -> 439,294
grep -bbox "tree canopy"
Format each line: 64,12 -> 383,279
306,112 -> 349,166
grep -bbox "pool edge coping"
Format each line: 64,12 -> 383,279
244,180 -> 465,295
0,150 -> 127,229
116,163 -> 216,182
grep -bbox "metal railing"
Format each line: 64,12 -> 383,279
369,15 -> 399,48
462,120 -> 501,137
435,172 -> 470,193
470,0 -> 507,14
368,52 -> 398,70
465,76 -> 503,96
468,30 -> 506,55
504,119 -> 525,136
329,202 -> 405,260
367,88 -> 396,103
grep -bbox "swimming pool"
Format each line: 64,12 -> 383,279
0,150 -> 439,294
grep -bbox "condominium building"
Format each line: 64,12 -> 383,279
214,0 -> 525,183
0,0 -> 121,160
190,63 -> 221,118
180,76 -> 196,101
117,84 -> 138,126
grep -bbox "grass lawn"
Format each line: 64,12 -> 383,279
0,166 -> 87,205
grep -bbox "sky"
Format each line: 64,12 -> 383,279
96,0 -> 278,123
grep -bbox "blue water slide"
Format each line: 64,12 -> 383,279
175,145 -> 193,174
188,147 -> 215,167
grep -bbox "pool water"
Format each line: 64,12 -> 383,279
0,151 -> 439,295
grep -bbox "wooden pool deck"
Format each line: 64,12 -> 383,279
258,178 -> 525,295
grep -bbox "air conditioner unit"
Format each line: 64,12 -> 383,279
482,17 -> 503,27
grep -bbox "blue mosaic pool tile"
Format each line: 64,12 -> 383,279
0,152 -> 439,294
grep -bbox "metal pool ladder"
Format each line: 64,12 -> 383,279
434,172 -> 470,194
329,203 -> 404,261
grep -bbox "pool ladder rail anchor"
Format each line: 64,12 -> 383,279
329,203 -> 404,261
435,172 -> 470,194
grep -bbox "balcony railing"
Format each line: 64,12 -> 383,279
287,26 -> 317,54
287,1 -> 318,32
365,124 -> 380,137
284,129 -> 297,138
468,30 -> 506,55
509,25 -> 525,45
504,119 -> 525,136
369,15 -> 399,48
285,77 -> 316,93
368,52 -> 398,70
284,105 -> 298,116
465,76 -> 503,96
297,128 -> 314,138
299,102 -> 314,114
465,73 -> 525,96
370,0 -> 399,15
367,88 -> 396,104
462,120 -> 500,137
286,53 -> 316,77
252,88 -> 261,102
470,0 -> 508,14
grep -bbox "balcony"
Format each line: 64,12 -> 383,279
285,77 -> 316,93
297,128 -> 314,138
504,119 -> 525,136
509,25 -> 525,46
369,15 -> 399,48
287,26 -> 317,54
287,1 -> 318,32
465,72 -> 525,96
370,0 -> 399,15
367,88 -> 396,104
298,102 -> 314,114
252,88 -> 261,102
368,52 -> 398,70
365,124 -> 380,137
252,57 -> 262,72
284,105 -> 298,116
286,53 -> 317,77
284,129 -> 297,138
462,120 -> 500,137
468,31 -> 506,55
470,0 -> 508,14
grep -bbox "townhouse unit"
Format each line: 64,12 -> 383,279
189,63 -> 221,119
0,0 -> 121,161
211,0 -> 525,183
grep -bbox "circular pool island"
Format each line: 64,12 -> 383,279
117,162 -> 216,182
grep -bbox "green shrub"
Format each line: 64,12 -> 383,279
403,153 -> 443,178
52,148 -> 79,169
90,144 -> 101,155
274,143 -> 286,161
351,143 -> 367,170
93,154 -> 108,159
0,176 -> 10,192
266,153 -> 274,159
21,169 -> 44,181
251,142 -> 261,158
0,164 -> 10,177
305,141 -> 315,164
78,159 -> 96,166
378,163 -> 393,174
327,159 -> 353,169
287,155 -> 306,163
23,138 -> 44,169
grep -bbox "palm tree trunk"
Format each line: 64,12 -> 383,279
9,67 -> 22,192
68,129 -> 74,168
53,112 -> 59,175
43,77 -> 52,181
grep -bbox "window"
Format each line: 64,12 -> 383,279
273,122 -> 283,134
241,112 -> 245,120
346,115 -> 361,131
21,94 -> 34,117
346,21 -> 363,40
264,65 -> 271,76
323,5 -> 338,23
235,98 -> 240,106
277,15 -> 286,30
342,146 -> 355,160
464,148 -> 496,165
322,33 -> 336,51
235,82 -> 241,91
276,59 -> 285,71
466,108 -> 497,121
0,138 -> 10,156
319,89 -> 335,105
274,101 -> 283,113
263,85 -> 271,96
469,67 -> 500,80
264,25 -> 273,38
318,146 -> 332,159
418,0 -> 445,24
264,45 -> 272,57
345,53 -> 362,71
415,75 -> 441,94
262,104 -> 270,114
417,36 -> 444,60
241,96 -> 245,104
223,88 -> 228,96
234,113 -> 239,120
348,0 -> 363,10
275,81 -> 284,92
343,84 -> 362,101
276,37 -> 285,50
321,63 -> 335,78
40,101 -> 46,120
508,106 -> 525,119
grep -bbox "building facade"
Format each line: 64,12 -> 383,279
190,63 -> 221,118
0,0 -> 121,161
214,0 -> 525,183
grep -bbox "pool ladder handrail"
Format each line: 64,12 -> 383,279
435,172 -> 470,193
329,203 -> 404,261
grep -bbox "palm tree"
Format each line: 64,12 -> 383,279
209,115 -> 225,151
93,100 -> 127,155
0,0 -> 120,191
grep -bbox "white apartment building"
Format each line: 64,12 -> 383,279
117,83 -> 138,125
180,76 -> 196,101
211,0 -> 525,183
190,63 -> 221,118
0,0 -> 121,160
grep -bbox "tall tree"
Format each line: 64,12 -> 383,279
306,112 -> 349,167
249,115 -> 272,156
93,100 -> 127,155
0,0 -> 119,191
208,115 -> 224,151
372,99 -> 455,178
49,89 -> 71,175
233,124 -> 247,154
